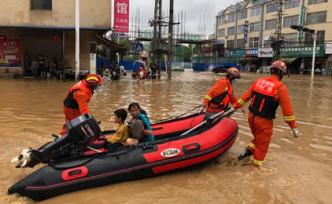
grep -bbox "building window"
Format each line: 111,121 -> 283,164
284,0 -> 300,9
31,0 -> 52,10
306,11 -> 327,24
217,16 -> 226,25
266,2 -> 278,13
305,30 -> 325,44
283,33 -> 298,47
265,19 -> 277,30
238,25 -> 245,34
251,6 -> 261,17
237,39 -> 246,49
249,22 -> 260,33
317,30 -> 326,43
249,37 -> 259,48
227,40 -> 235,49
228,13 -> 236,23
227,26 -> 236,36
283,15 -> 299,28
217,29 -> 225,37
263,40 -> 271,48
308,0 -> 327,5
238,9 -> 247,20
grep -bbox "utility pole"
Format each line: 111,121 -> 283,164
152,0 -> 162,79
311,30 -> 317,80
167,0 -> 174,80
275,0 -> 284,59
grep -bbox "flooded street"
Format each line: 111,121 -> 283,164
1,71 -> 332,204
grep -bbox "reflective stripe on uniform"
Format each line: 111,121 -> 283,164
205,95 -> 212,101
238,99 -> 246,106
284,115 -> 296,122
252,159 -> 263,166
248,143 -> 255,150
86,76 -> 99,81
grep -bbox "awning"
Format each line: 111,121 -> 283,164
280,58 -> 298,64
96,30 -> 125,53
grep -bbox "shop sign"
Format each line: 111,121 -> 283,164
226,49 -> 245,58
258,48 -> 273,58
280,45 -> 325,58
245,48 -> 258,57
0,38 -> 22,66
325,43 -> 332,54
114,0 -> 129,33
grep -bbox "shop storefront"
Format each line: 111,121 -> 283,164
0,27 -> 121,77
225,48 -> 259,72
325,43 -> 332,76
280,45 -> 326,74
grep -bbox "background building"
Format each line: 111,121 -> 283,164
0,0 -> 121,76
215,0 -> 332,74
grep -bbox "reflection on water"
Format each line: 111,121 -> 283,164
1,71 -> 332,204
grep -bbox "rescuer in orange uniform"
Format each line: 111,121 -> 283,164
233,60 -> 302,167
59,74 -> 103,135
203,67 -> 241,117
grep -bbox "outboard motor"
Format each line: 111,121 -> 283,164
66,113 -> 101,146
12,114 -> 101,168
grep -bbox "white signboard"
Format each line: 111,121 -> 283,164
258,48 -> 273,58
90,53 -> 96,74
326,43 -> 332,54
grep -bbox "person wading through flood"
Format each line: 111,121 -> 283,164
232,60 -> 302,168
59,74 -> 103,135
203,67 -> 244,118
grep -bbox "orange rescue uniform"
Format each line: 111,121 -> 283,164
233,75 -> 297,166
59,80 -> 93,135
203,77 -> 238,113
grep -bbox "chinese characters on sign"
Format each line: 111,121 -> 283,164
114,0 -> 129,33
280,46 -> 325,58
0,37 -> 22,66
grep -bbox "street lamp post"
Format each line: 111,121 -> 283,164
291,25 -> 316,80
311,30 -> 317,80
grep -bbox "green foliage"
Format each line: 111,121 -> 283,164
119,39 -> 130,55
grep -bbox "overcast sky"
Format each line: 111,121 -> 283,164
129,0 -> 241,35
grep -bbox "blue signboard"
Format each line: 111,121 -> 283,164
244,21 -> 249,42
135,42 -> 143,53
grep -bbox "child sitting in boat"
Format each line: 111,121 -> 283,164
106,109 -> 129,145
126,102 -> 154,145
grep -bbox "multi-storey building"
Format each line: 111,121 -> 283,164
215,0 -> 332,74
0,0 -> 120,76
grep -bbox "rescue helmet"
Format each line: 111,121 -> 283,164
271,60 -> 287,74
85,74 -> 103,87
227,67 -> 241,79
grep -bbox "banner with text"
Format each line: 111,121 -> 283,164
114,0 -> 129,33
0,37 -> 22,67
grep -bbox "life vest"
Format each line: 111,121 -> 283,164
249,77 -> 283,119
208,79 -> 233,111
63,81 -> 92,110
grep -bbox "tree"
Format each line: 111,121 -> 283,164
119,39 -> 130,56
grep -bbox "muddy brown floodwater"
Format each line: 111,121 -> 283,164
0,71 -> 331,204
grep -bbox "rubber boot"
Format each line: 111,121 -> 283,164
238,148 -> 253,161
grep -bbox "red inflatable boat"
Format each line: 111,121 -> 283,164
8,111 -> 238,200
